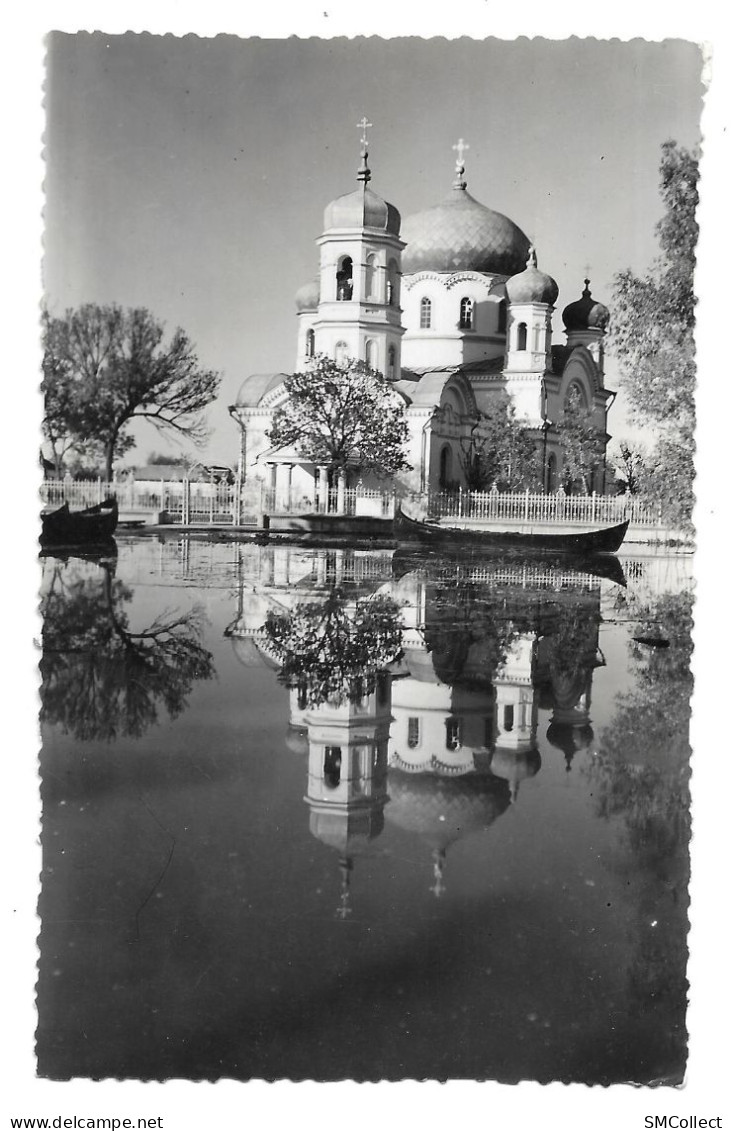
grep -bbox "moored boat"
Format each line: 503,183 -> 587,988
394,506 -> 628,555
40,497 -> 119,549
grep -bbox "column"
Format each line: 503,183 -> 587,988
336,470 -> 346,515
284,463 -> 294,512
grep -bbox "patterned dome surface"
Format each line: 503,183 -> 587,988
323,186 -> 401,236
562,281 -> 610,331
506,247 -> 559,305
401,187 -> 531,275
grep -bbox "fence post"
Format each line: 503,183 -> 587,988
458,486 -> 463,518
591,491 -> 597,522
183,478 -> 190,526
523,487 -> 530,522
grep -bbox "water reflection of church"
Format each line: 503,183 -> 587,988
226,545 -> 605,911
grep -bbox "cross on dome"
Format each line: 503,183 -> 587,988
356,117 -> 373,185
452,137 -> 469,189
357,116 -> 373,148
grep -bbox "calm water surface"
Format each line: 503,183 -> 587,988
37,535 -> 693,1082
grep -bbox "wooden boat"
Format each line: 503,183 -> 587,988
40,497 -> 118,548
394,506 -> 629,555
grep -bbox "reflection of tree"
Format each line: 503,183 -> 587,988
589,592 -> 692,863
421,582 -> 519,689
587,592 -> 692,1064
263,589 -> 403,708
40,559 -> 215,741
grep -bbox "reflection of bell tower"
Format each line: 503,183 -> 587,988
535,605 -> 603,772
303,674 -> 392,917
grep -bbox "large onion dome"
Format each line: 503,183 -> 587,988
506,246 -> 559,306
401,178 -> 531,276
295,278 -> 320,312
562,279 -> 610,331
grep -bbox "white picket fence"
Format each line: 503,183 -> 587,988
427,487 -> 662,528
40,477 -> 663,530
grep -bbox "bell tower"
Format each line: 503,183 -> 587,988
308,120 -> 405,379
503,247 -> 559,426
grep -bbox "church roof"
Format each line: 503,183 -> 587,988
323,185 -> 401,236
295,278 -> 320,312
234,372 -> 288,407
506,247 -> 559,306
562,280 -> 610,331
401,184 -> 531,276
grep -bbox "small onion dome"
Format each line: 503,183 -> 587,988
295,278 -> 320,312
562,279 -> 610,332
284,726 -> 309,756
505,246 -> 559,306
323,186 -> 401,236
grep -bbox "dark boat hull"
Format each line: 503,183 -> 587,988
391,544 -> 627,588
394,507 -> 629,555
41,497 -> 119,548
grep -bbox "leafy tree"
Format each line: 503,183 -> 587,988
559,385 -> 608,494
263,589 -> 403,708
612,440 -> 646,495
40,557 -> 215,741
612,141 -> 698,522
42,304 -> 220,480
266,354 -> 410,479
459,389 -> 542,491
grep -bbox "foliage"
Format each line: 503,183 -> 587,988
611,141 -> 698,522
267,354 -> 410,478
587,591 -> 693,866
263,589 -> 404,708
40,558 -> 215,741
558,385 -> 608,494
613,440 -> 646,495
459,389 -> 542,491
42,303 -> 220,480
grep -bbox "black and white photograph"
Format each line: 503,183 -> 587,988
5,4 -> 732,1127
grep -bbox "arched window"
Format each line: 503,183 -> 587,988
407,717 -> 420,749
459,297 -> 473,329
365,338 -> 377,370
305,328 -> 315,358
420,296 -> 432,329
336,256 -> 353,301
324,746 -> 342,789
376,673 -> 389,707
334,340 -> 348,366
516,322 -> 528,350
439,444 -> 452,488
365,253 -> 378,299
387,344 -> 396,380
503,705 -> 514,733
387,259 -> 399,306
497,299 -> 507,334
297,684 -> 308,711
445,717 -> 462,751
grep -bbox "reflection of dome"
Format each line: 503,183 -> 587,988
562,280 -> 610,331
323,187 -> 401,236
402,186 -> 530,276
385,769 -> 510,850
506,247 -> 559,306
295,278 -> 320,312
546,721 -> 594,771
284,726 -> 308,755
309,807 -> 385,854
490,747 -> 541,801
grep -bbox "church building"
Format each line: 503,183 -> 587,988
230,127 -> 614,500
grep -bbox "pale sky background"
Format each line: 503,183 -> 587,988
43,34 -> 703,468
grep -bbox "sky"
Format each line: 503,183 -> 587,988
43,34 -> 704,468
